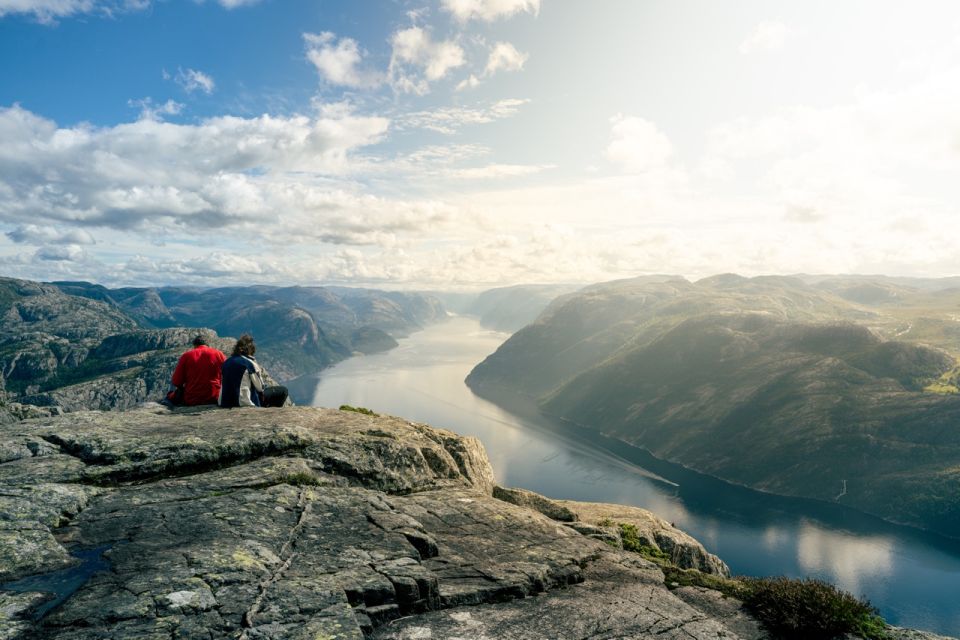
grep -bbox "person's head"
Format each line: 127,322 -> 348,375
192,334 -> 207,348
232,333 -> 256,357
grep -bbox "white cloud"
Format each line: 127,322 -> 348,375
0,0 -> 138,22
455,74 -> 480,91
215,0 -> 261,7
175,68 -> 215,95
441,0 -> 540,23
484,42 -> 528,76
451,163 -> 553,179
0,104 -> 394,237
739,20 -> 790,55
7,224 -> 96,245
34,244 -> 89,262
128,97 -> 183,121
0,0 -> 252,22
605,115 -> 674,173
304,32 -> 383,89
390,26 -> 465,93
399,98 -> 529,134
702,61 -> 960,226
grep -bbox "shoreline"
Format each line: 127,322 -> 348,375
467,380 -> 960,550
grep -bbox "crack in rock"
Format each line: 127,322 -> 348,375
239,488 -> 313,636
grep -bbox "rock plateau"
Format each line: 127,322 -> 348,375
0,406 -> 952,640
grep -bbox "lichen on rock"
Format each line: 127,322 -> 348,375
0,405 -> 937,639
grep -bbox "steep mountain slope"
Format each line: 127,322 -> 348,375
17,329 -> 233,411
50,281 -> 445,382
467,275 -> 960,536
0,278 -> 138,398
466,283 -> 581,332
1,277 -> 445,415
468,275 -> 874,398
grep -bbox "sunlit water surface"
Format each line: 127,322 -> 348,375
295,315 -> 960,636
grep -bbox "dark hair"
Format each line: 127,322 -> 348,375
192,335 -> 207,347
232,333 -> 256,357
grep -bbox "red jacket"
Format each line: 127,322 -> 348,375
171,345 -> 227,406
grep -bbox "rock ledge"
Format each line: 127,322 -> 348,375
0,405 -> 952,640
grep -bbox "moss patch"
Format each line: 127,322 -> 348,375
339,405 -> 378,416
604,519 -> 890,640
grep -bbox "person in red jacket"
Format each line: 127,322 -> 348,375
168,335 -> 226,406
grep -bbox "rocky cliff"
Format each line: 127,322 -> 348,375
1,406 -> 949,640
0,277 -> 447,415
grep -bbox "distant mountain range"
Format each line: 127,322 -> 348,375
467,274 -> 960,537
0,277 -> 445,414
465,283 -> 582,332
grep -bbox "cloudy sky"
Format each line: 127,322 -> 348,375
1,0 -> 959,289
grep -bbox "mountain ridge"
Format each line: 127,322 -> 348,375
467,274 -> 960,538
0,276 -> 445,415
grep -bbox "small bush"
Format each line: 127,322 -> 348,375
599,518 -> 889,640
617,523 -> 670,560
278,472 -> 321,487
740,577 -> 888,640
339,404 -> 378,416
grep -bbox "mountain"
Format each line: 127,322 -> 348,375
466,283 -> 582,332
51,281 -> 445,380
0,278 -> 138,399
1,277 -> 445,415
2,405 -> 944,639
467,274 -> 960,537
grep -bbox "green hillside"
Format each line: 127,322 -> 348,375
467,275 -> 960,537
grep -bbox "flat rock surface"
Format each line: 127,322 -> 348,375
0,405 -> 941,639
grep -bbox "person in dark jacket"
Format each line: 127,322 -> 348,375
167,335 -> 226,406
218,334 -> 288,408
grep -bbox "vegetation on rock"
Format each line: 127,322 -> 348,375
740,577 -> 889,640
340,404 -> 378,416
607,517 -> 890,640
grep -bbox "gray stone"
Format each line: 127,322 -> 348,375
0,591 -> 52,640
493,485 -> 579,522
0,405 -> 948,640
556,499 -> 731,576
673,586 -> 770,639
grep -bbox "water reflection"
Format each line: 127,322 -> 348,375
303,316 -> 960,636
795,520 -> 894,595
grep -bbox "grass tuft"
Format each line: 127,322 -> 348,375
339,404 -> 378,416
277,472 -> 322,487
599,519 -> 889,640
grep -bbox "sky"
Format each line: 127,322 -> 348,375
1,0 -> 959,289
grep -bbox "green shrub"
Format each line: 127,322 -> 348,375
339,404 -> 378,416
599,518 -> 889,640
278,472 -> 321,487
616,523 -> 670,560
661,564 -> 745,596
740,577 -> 889,640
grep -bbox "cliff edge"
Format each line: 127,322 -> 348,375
0,406 -> 950,639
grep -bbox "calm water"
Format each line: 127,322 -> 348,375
298,315 -> 960,636
2,545 -> 112,619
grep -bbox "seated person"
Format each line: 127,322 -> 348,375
218,334 -> 288,408
167,334 -> 226,406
